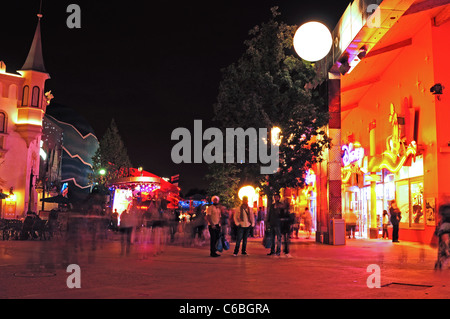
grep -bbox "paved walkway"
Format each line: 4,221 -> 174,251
0,232 -> 449,300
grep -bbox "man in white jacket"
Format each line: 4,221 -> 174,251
233,196 -> 255,256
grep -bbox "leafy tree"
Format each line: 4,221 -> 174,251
90,119 -> 133,187
212,7 -> 331,196
205,163 -> 241,209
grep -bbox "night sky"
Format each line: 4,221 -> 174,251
1,0 -> 350,194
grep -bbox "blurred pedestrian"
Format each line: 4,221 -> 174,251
390,200 -> 401,243
221,208 -> 230,239
382,210 -> 390,239
435,204 -> 450,269
21,211 -> 38,240
138,208 -> 152,259
47,209 -> 59,239
249,201 -> 257,237
119,210 -> 133,256
302,207 -> 312,239
233,196 -> 254,256
256,207 -> 265,238
111,209 -> 119,232
151,207 -> 166,256
192,204 -> 207,246
206,196 -> 223,257
345,208 -> 357,239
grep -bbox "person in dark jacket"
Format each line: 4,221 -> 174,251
266,193 -> 284,256
389,200 -> 401,243
279,198 -> 292,257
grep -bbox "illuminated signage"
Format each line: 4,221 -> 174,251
305,169 -> 316,185
341,141 -> 365,184
342,143 -> 365,167
368,104 -> 417,173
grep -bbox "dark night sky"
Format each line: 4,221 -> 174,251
1,0 -> 350,193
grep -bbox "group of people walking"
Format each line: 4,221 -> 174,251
344,200 -> 402,242
206,193 -> 312,258
113,198 -> 174,258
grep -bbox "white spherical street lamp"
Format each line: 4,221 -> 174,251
293,21 -> 332,62
238,185 -> 257,207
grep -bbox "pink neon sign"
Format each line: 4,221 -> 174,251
342,143 -> 365,167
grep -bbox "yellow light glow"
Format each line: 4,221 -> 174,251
15,119 -> 43,126
112,189 -> 132,225
6,194 -> 16,202
271,126 -> 282,146
293,21 -> 332,62
238,185 -> 257,207
379,145 -> 417,173
342,170 -> 352,183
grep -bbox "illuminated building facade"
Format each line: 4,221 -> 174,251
38,115 -> 64,210
44,103 -> 99,201
316,0 -> 450,243
0,15 -> 52,218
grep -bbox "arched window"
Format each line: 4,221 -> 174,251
31,86 -> 40,107
0,112 -> 7,133
21,85 -> 29,106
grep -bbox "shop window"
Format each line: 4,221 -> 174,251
411,181 -> 424,225
31,86 -> 40,107
395,178 -> 424,229
21,85 -> 29,106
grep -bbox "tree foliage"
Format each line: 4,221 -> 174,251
90,119 -> 133,186
205,163 -> 241,209
212,7 -> 331,196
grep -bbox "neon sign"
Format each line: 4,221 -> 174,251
342,143 -> 365,167
341,142 -> 365,184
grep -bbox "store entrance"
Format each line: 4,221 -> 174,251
358,188 -> 369,238
346,188 -> 368,239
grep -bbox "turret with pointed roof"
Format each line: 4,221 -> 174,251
20,14 -> 47,74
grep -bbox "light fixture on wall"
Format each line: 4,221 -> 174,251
357,45 -> 368,60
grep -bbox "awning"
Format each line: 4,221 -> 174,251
40,194 -> 71,204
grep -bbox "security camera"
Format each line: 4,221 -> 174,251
430,83 -> 444,95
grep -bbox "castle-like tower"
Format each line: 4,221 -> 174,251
0,13 -> 51,218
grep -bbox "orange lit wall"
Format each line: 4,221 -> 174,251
341,12 -> 450,243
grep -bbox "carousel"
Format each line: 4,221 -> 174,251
108,168 -> 180,219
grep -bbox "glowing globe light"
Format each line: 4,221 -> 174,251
238,185 -> 257,207
293,21 -> 332,62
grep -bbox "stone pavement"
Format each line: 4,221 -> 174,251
0,232 -> 449,301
